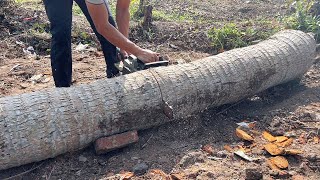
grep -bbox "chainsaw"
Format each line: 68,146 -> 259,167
115,50 -> 169,75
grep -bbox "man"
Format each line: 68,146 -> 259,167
44,0 -> 159,87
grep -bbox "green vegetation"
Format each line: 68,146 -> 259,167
208,0 -> 320,52
282,0 -> 320,42
12,0 -> 320,52
207,22 -> 276,51
73,4 -> 83,16
207,23 -> 247,51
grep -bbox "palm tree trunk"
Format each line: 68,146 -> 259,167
0,30 -> 316,170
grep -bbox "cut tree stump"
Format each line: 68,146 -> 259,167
0,30 -> 317,170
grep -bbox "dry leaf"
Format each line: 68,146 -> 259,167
262,131 -> 276,142
224,145 -> 233,152
43,71 -> 52,75
236,128 -> 254,141
267,158 -> 281,171
201,144 -> 214,155
284,149 -> 303,155
276,136 -> 289,143
149,169 -> 170,179
314,136 -> 319,144
270,156 -> 289,169
120,171 -> 134,180
276,138 -> 293,148
267,159 -> 288,175
171,172 -> 185,180
218,48 -> 225,53
264,143 -> 284,155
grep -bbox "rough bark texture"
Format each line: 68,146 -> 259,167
142,5 -> 153,29
0,30 -> 316,170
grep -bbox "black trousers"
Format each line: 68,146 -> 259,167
43,0 -> 119,87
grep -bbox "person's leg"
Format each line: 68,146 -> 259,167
43,0 -> 73,87
75,0 -> 119,78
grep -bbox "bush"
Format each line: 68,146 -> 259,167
284,0 -> 320,42
207,23 -> 247,51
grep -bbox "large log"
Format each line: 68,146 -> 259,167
0,30 -> 316,170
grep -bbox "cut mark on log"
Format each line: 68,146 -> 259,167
148,69 -> 174,119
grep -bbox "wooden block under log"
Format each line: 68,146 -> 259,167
95,131 -> 139,155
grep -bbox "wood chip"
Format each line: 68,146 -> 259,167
270,156 -> 289,169
284,149 -> 303,155
224,145 -> 233,152
264,143 -> 284,155
314,136 -> 319,144
267,158 -> 281,171
202,144 -> 214,155
298,133 -> 306,144
149,169 -> 169,178
234,150 -> 255,162
276,138 -> 293,148
275,136 -> 289,143
236,128 -> 254,141
171,172 -> 185,180
262,131 -> 276,142
120,172 -> 134,180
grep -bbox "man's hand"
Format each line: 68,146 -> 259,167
119,49 -> 129,59
86,1 -> 160,63
136,49 -> 160,63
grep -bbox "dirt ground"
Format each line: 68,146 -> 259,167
0,0 -> 319,179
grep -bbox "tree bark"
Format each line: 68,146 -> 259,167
142,5 -> 153,29
0,30 -> 317,170
134,0 -> 146,18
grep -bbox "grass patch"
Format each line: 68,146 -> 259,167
207,22 -> 277,52
207,0 -> 320,52
281,0 -> 320,42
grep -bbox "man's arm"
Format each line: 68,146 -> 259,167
116,0 -> 130,38
85,0 -> 158,62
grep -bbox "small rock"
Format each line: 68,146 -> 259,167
178,151 -> 206,168
98,159 -> 107,166
106,172 -> 115,177
252,149 -> 265,156
288,171 -> 297,176
215,150 -> 229,158
245,168 -> 263,180
306,153 -> 318,162
269,170 -> 279,176
131,156 -> 140,161
132,162 -> 148,175
78,155 -> 87,162
19,83 -> 29,89
76,170 -> 81,176
270,118 -> 281,128
298,162 -> 312,173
